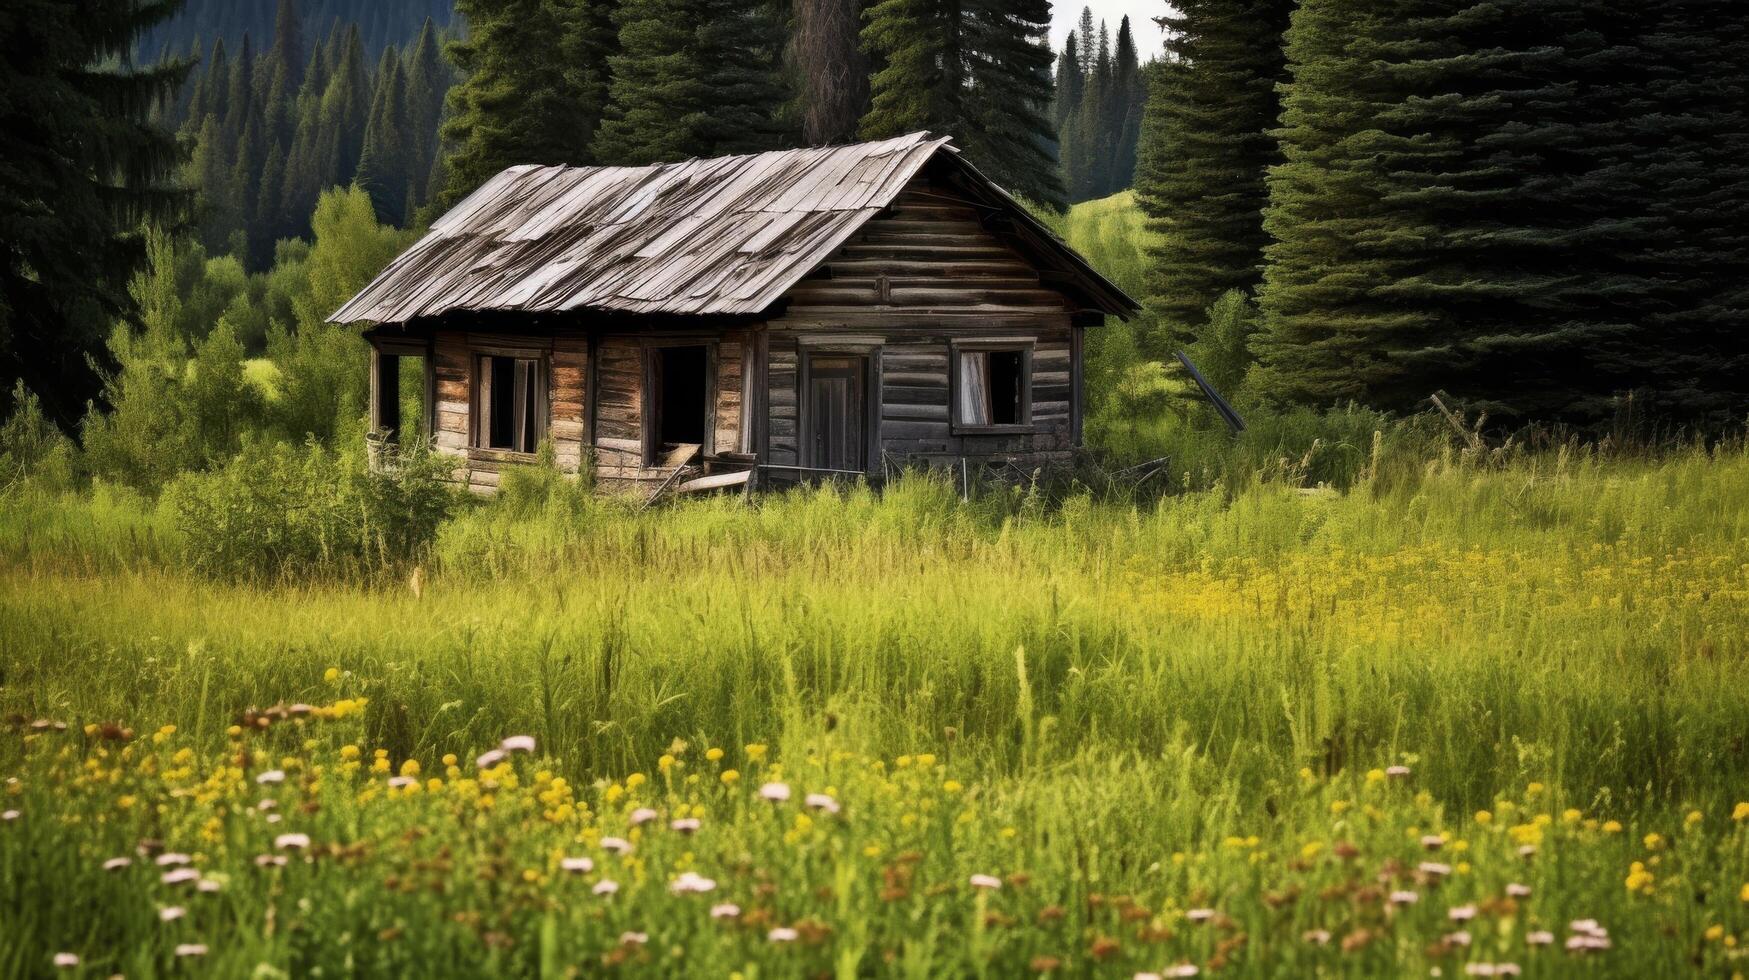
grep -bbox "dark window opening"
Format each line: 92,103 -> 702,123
477,355 -> 543,453
987,350 -> 1024,425
654,345 -> 708,451
956,347 -> 1030,428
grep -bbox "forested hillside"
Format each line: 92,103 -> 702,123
134,0 -> 455,62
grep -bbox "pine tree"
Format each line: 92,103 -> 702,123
1109,16 -> 1142,194
1052,30 -> 1082,133
269,0 -> 305,92
1252,0 -> 1749,424
861,0 -> 1063,208
356,52 -> 410,225
440,0 -> 607,207
1134,0 -> 1294,360
595,0 -> 790,166
0,0 -> 193,427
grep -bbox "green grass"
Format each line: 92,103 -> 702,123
3,447 -> 1749,975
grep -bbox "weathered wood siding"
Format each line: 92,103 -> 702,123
760,174 -> 1080,470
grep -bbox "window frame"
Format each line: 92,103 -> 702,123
640,337 -> 718,466
369,337 -> 435,447
469,347 -> 549,456
949,337 -> 1035,435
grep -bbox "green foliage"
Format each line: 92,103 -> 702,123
1253,0 -> 1749,426
439,0 -> 611,207
1054,12 -> 1144,204
861,0 -> 1064,210
593,0 -> 792,166
164,438 -> 455,581
1185,288 -> 1259,405
1134,0 -> 1293,361
81,234 -> 267,493
0,0 -> 192,428
272,187 -> 412,445
0,382 -> 79,491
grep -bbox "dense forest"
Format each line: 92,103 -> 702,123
1,0 -> 1746,468
134,0 -> 455,61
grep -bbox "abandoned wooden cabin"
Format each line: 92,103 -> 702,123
331,132 -> 1138,496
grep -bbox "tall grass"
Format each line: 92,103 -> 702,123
4,444 -> 1745,813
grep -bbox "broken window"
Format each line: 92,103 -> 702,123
475,354 -> 544,453
372,349 -> 430,444
955,347 -> 1031,429
649,345 -> 708,461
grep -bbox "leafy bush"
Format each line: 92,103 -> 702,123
164,440 -> 456,581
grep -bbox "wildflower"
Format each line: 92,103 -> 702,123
1421,834 -> 1444,851
745,744 -> 768,762
476,749 -> 506,769
560,857 -> 594,874
706,747 -> 724,762
160,906 -> 186,922
630,807 -> 658,827
593,879 -> 619,896
805,793 -> 841,815
1707,925 -> 1726,942
4,809 -> 24,822
670,871 -> 717,894
1739,882 -> 1749,903
1566,935 -> 1611,952
53,953 -> 79,969
1525,931 -> 1554,946
500,735 -> 536,754
1449,905 -> 1477,921
162,868 -> 200,885
768,927 -> 798,943
1185,908 -> 1215,922
324,667 -> 340,683
1475,810 -> 1492,825
155,853 -> 193,866
275,833 -> 311,851
1389,891 -> 1420,906
969,874 -> 1002,891
388,775 -> 416,789
1643,832 -> 1664,850
1506,883 -> 1531,898
1625,862 -> 1654,893
1686,810 -> 1703,827
103,857 -> 132,872
710,903 -> 741,919
759,782 -> 791,802
625,773 -> 646,789
1601,820 -> 1622,834
670,817 -> 701,834
720,769 -> 740,785
600,836 -> 632,855
1733,802 -> 1749,822
1303,929 -> 1332,945
1386,765 -> 1412,779
256,769 -> 286,785
257,799 -> 277,811
1516,845 -> 1537,859
174,944 -> 208,958
618,932 -> 647,946
1445,931 -> 1472,947
254,854 -> 288,867
1418,862 -> 1452,879
1164,967 -> 1200,979
197,879 -> 221,893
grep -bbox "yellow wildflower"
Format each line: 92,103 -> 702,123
1708,925 -> 1726,942
1644,832 -> 1664,850
744,744 -> 767,762
1366,769 -> 1385,784
1685,810 -> 1702,827
1475,810 -> 1492,825
1603,820 -> 1623,834
658,754 -> 676,773
1732,802 -> 1749,821
324,667 -> 340,683
400,759 -> 420,777
720,769 -> 739,785
705,747 -> 724,762
340,745 -> 360,761
916,754 -> 936,768
1562,808 -> 1582,824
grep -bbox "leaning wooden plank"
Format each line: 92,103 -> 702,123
675,470 -> 752,494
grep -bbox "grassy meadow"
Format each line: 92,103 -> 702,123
4,441 -> 1749,976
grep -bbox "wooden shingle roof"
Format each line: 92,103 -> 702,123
331,132 -> 1136,324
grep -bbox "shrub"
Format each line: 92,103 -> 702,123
165,439 -> 456,581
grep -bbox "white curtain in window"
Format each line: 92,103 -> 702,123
512,358 -> 533,452
958,351 -> 990,425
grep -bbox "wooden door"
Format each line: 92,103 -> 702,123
806,355 -> 867,473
